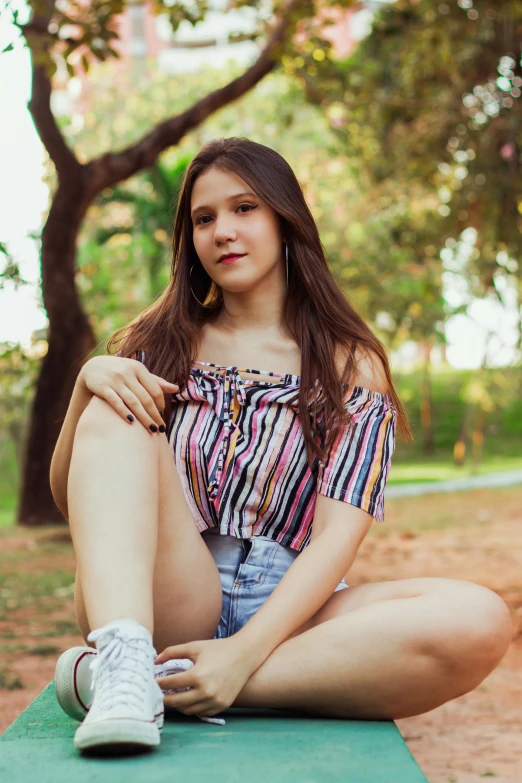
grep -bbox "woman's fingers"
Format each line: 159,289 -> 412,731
98,387 -> 145,427
80,357 -> 181,433
151,373 -> 180,392
117,368 -> 179,433
118,379 -> 168,433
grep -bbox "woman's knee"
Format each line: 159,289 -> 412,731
424,580 -> 513,677
76,396 -> 155,451
76,395 -> 123,438
466,586 -> 513,665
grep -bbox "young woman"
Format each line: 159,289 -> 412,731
50,137 -> 512,753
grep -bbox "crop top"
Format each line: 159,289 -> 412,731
131,351 -> 397,553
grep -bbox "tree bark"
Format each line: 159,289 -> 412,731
420,340 -> 434,455
453,412 -> 467,467
471,407 -> 486,470
18,1 -> 302,525
18,176 -> 95,524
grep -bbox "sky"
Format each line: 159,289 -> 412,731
0,5 -> 519,370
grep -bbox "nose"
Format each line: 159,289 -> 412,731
212,216 -> 238,243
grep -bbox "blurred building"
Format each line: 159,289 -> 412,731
102,0 -> 391,71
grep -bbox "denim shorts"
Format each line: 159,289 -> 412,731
201,527 -> 349,640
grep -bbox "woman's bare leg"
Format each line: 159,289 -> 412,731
231,581 -> 512,719
68,395 -> 222,653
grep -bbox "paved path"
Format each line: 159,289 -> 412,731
386,469 -> 522,499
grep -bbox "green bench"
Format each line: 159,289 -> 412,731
1,682 -> 429,781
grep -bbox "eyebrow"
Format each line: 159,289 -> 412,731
191,191 -> 258,218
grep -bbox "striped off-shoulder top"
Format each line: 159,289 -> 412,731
131,351 -> 397,553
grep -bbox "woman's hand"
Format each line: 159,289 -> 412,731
154,638 -> 255,718
77,355 -> 179,433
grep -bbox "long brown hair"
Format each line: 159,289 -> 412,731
107,137 -> 413,467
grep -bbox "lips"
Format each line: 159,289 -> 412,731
219,253 -> 246,264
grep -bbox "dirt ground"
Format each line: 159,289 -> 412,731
0,485 -> 521,782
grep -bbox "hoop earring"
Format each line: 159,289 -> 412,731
190,264 -> 209,307
285,243 -> 289,286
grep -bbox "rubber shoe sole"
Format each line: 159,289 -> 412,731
55,647 -> 96,722
74,717 -> 160,751
55,647 -> 164,731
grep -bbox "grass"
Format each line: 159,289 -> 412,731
393,365 -> 522,459
26,644 -> 61,657
0,494 -> 16,529
0,570 -> 75,621
387,455 -> 522,485
0,672 -> 24,691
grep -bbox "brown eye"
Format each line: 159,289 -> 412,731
195,204 -> 257,225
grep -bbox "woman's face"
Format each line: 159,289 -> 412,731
190,167 -> 285,294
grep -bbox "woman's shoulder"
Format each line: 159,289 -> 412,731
335,344 -> 390,396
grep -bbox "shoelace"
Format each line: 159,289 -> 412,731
88,627 -> 156,715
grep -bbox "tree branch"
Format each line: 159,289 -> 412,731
25,5 -> 82,179
86,0 -> 305,192
164,31 -> 260,49
28,63 -> 83,178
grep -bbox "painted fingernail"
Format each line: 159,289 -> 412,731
127,415 -> 134,422
150,424 -> 158,432
159,425 -> 166,433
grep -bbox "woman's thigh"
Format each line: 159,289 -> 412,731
286,575 -> 511,646
72,396 -> 222,653
150,432 -> 223,652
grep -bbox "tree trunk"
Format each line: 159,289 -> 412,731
420,340 -> 434,455
17,177 -> 95,525
453,412 -> 467,466
471,407 -> 486,470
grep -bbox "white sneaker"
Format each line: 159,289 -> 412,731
55,646 -> 97,722
56,648 -> 226,727
73,618 -> 164,751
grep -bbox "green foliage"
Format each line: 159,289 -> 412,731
393,364 -> 522,461
0,671 -> 24,690
0,569 -> 75,619
298,0 -> 522,305
0,344 -> 44,497
88,156 -> 189,303
0,241 -> 28,289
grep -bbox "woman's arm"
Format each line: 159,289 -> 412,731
230,347 -> 389,672
49,371 -> 94,520
231,505 -> 372,672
